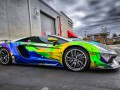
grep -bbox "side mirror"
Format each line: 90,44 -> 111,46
48,37 -> 58,43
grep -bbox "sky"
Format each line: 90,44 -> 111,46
44,0 -> 120,38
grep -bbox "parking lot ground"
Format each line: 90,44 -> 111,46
0,49 -> 120,90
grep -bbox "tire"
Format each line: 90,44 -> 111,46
63,47 -> 90,72
0,47 -> 12,65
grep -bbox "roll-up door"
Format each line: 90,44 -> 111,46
41,12 -> 56,36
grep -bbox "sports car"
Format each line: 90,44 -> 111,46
0,35 -> 120,71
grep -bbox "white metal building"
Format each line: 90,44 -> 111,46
0,0 -> 74,40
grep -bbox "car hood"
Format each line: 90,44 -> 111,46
71,40 -> 115,53
88,41 -> 100,45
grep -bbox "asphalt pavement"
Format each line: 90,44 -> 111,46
0,49 -> 120,90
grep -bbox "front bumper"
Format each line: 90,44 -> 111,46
90,54 -> 120,69
95,58 -> 120,69
107,58 -> 120,69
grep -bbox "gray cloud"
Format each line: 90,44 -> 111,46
44,0 -> 120,37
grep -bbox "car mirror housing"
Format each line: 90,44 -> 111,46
48,37 -> 58,43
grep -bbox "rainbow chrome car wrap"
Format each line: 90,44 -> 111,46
0,35 -> 120,70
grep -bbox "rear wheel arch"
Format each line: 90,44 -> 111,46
0,46 -> 10,52
0,47 -> 12,65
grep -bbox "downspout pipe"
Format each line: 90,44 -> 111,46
28,0 -> 32,36
57,16 -> 62,36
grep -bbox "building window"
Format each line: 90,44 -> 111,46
68,20 -> 73,28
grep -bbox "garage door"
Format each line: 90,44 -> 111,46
40,12 -> 56,36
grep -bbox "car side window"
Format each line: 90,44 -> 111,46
39,37 -> 53,44
18,37 -> 45,43
28,37 -> 44,43
48,36 -> 67,44
57,38 -> 67,44
17,36 -> 67,44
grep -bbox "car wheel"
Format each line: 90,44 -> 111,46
63,47 -> 90,72
0,47 -> 12,65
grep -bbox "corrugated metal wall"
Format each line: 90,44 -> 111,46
0,0 -> 9,40
0,0 -> 30,40
0,0 -> 60,40
41,12 -> 56,35
30,0 -> 59,36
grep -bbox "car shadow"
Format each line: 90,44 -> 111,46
10,64 -> 120,73
12,64 -> 66,70
87,68 -> 119,73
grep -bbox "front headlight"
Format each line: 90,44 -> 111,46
101,54 -> 113,62
95,44 -> 118,55
95,44 -> 118,63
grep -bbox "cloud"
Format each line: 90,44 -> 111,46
44,0 -> 120,37
68,12 -> 86,18
73,21 -> 81,28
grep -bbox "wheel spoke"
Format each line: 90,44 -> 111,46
66,56 -> 73,60
66,59 -> 74,63
66,56 -> 74,63
1,52 -> 5,56
76,54 -> 86,59
76,61 -> 81,68
78,60 -> 84,66
72,64 -> 76,69
73,50 -> 77,57
71,62 -> 76,68
1,58 -> 5,62
77,54 -> 83,57
70,51 -> 74,58
4,55 -> 8,62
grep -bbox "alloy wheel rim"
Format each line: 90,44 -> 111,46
0,49 -> 9,64
65,49 -> 87,71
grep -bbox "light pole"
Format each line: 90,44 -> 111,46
109,30 -> 111,38
84,31 -> 87,38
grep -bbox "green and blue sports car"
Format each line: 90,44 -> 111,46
0,35 -> 119,71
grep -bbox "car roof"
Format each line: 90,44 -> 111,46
12,36 -> 39,42
48,35 -> 72,41
12,35 -> 73,42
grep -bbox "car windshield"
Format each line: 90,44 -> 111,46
47,35 -> 68,44
48,35 -> 83,42
68,38 -> 82,41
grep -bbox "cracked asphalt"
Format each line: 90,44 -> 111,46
0,49 -> 120,90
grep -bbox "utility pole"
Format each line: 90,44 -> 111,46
84,31 -> 87,38
109,30 -> 111,38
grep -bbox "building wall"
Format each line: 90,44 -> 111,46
29,0 -> 60,36
0,0 -> 9,40
7,0 -> 31,40
0,0 -> 60,40
0,0 -> 30,40
61,12 -> 73,37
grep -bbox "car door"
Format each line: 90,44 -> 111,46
17,36 -> 62,65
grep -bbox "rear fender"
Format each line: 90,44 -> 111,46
0,42 -> 11,52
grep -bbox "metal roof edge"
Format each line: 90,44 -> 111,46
61,11 -> 73,22
39,0 -> 61,15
